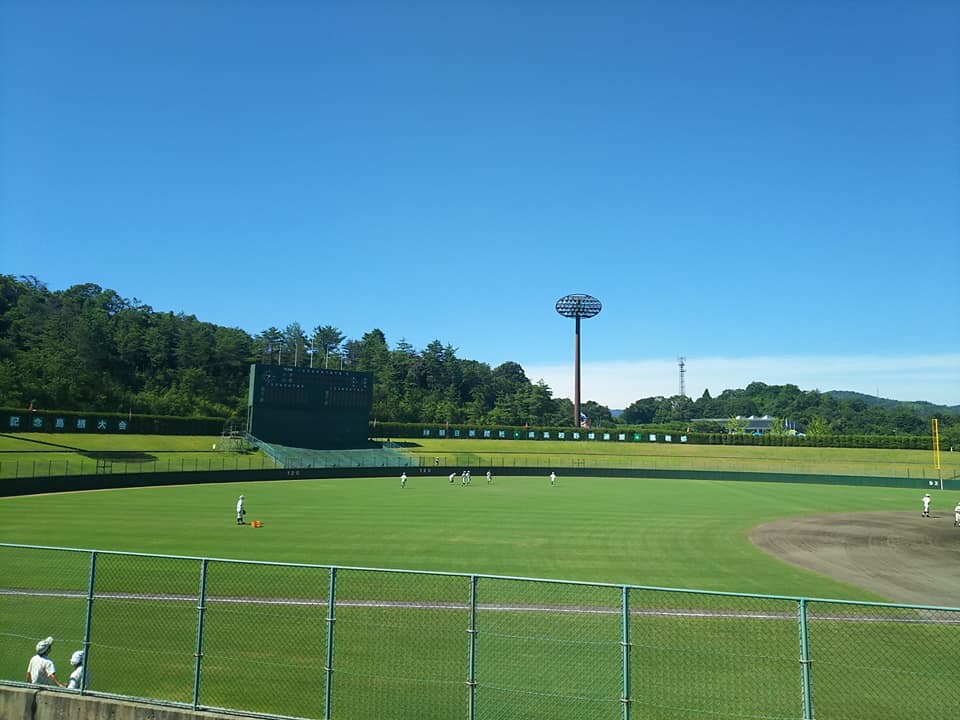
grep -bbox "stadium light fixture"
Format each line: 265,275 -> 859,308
555,294 -> 602,428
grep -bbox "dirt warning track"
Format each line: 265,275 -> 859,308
750,511 -> 960,607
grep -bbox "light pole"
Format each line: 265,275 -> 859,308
555,294 -> 602,428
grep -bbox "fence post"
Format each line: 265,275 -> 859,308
621,585 -> 631,720
193,558 -> 210,709
324,567 -> 337,720
467,575 -> 479,720
798,598 -> 814,720
81,550 -> 98,693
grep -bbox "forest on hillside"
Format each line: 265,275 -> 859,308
1,276 -> 957,442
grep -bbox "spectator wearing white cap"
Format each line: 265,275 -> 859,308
67,650 -> 85,690
27,637 -> 63,686
236,495 -> 246,525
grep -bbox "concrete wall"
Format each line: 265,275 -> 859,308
0,686 -> 242,720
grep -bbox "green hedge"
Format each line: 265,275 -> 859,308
371,421 -> 939,450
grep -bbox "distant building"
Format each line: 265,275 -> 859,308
692,416 -> 803,435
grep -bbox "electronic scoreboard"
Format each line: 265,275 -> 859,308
246,364 -> 374,449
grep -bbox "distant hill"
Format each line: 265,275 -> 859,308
826,391 -> 960,419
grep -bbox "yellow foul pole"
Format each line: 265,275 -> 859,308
932,418 -> 942,490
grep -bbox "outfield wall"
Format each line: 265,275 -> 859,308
0,686 -> 240,720
0,464 -> 952,497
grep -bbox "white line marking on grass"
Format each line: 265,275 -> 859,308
2,588 -> 957,624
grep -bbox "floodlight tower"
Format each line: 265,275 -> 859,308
555,294 -> 602,428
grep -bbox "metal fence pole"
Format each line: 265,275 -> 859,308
798,598 -> 814,720
82,550 -> 98,693
621,585 -> 632,720
324,567 -> 337,720
467,575 -> 479,720
193,558 -> 210,709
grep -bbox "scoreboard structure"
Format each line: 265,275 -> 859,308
246,364 -> 374,450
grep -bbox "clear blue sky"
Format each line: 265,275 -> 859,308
2,1 -> 958,408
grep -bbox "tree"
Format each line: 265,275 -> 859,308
491,362 -> 528,397
311,325 -> 345,368
806,417 -> 831,436
255,328 -> 284,365
422,341 -> 458,392
2,275 -> 958,433
621,397 -> 661,424
283,323 -> 308,367
727,416 -> 749,434
768,417 -> 789,437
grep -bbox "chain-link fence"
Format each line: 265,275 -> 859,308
2,543 -> 958,719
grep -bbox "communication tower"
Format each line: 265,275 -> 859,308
678,356 -> 686,398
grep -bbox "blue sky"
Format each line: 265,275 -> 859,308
2,1 -> 958,408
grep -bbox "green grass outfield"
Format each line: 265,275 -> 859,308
2,474 -> 957,720
0,471 -> 933,599
2,439 -> 957,719
0,435 -> 954,596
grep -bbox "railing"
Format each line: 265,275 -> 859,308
0,453 -> 275,479
2,544 -> 958,720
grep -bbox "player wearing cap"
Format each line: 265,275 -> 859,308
67,650 -> 85,690
921,493 -> 931,518
27,637 -> 63,687
236,495 -> 246,525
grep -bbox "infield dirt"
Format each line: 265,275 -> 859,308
751,511 -> 960,607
